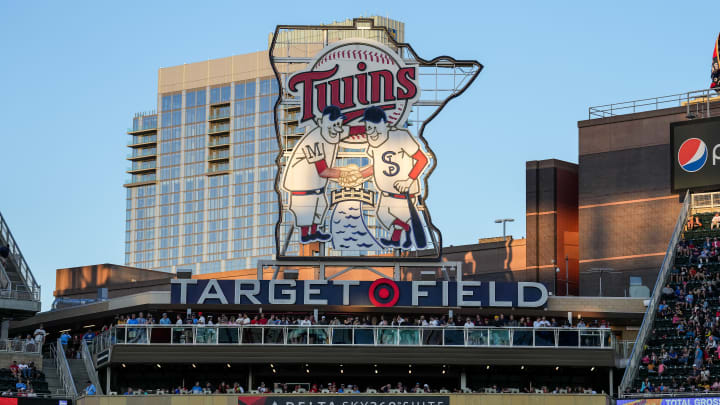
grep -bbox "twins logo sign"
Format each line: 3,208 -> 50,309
279,40 -> 431,252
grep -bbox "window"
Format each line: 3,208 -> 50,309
210,86 -> 230,104
259,96 -> 275,113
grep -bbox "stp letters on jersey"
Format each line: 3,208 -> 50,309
271,26 -> 481,260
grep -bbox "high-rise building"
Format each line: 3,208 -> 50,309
124,16 -> 405,274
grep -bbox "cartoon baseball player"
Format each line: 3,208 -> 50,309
282,105 -> 348,243
358,106 -> 429,248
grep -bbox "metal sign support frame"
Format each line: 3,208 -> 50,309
257,259 -> 462,282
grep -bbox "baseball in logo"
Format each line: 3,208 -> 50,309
281,39 -> 431,251
368,278 -> 400,307
678,138 -> 708,172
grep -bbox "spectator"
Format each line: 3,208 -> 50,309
15,380 -> 26,392
191,382 -> 202,394
9,361 -> 18,378
32,324 -> 46,347
712,213 -> 720,230
257,382 -> 267,393
17,362 -> 28,379
85,380 -> 96,396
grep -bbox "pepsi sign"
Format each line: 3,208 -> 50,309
671,117 -> 720,192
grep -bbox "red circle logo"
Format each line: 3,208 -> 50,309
369,278 -> 399,307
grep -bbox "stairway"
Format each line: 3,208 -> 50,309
42,358 -> 67,396
0,211 -> 39,301
67,359 -> 90,395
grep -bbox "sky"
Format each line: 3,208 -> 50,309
0,1 -> 716,310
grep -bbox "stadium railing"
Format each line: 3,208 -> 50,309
617,190 -> 690,396
93,324 -> 613,351
0,212 -> 41,302
0,339 -> 41,353
81,340 -> 103,396
588,88 -> 720,119
52,338 -> 78,398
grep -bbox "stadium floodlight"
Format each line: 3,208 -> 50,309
494,218 -> 514,239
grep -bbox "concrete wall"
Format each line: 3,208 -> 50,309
576,106 -> 700,296
526,160 -> 579,295
0,352 -> 42,369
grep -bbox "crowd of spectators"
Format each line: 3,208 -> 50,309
632,217 -> 720,394
116,380 -> 600,395
106,311 -> 610,329
1,360 -> 43,397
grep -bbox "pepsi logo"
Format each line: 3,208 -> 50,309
678,138 -> 708,173
368,278 -> 399,307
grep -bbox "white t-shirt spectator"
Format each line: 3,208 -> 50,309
533,319 -> 542,328
464,320 -> 475,327
33,328 -> 46,344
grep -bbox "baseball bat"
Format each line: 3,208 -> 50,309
405,192 -> 427,249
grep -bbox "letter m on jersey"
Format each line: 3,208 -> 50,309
302,142 -> 325,163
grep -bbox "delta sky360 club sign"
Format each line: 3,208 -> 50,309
271,25 -> 481,259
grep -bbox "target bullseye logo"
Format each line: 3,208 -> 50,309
369,278 -> 399,307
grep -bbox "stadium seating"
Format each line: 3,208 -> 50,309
632,211 -> 720,393
0,367 -> 49,395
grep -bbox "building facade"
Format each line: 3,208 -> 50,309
124,16 -> 405,274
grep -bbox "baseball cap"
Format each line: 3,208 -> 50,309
361,106 -> 387,123
322,105 -> 346,121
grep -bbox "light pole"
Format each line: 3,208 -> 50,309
565,255 -> 569,296
494,218 -> 514,239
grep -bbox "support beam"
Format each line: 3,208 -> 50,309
106,367 -> 111,394
248,365 -> 253,392
0,320 -> 8,340
460,369 -> 467,390
609,368 -> 614,397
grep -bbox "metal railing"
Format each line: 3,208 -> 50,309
125,174 -> 156,184
0,339 -> 41,353
690,191 -> 720,214
208,124 -> 230,134
614,340 -> 635,368
588,88 -> 720,119
127,148 -> 156,159
618,190 -> 690,395
128,161 -> 157,171
0,211 -> 40,301
208,163 -> 230,173
208,138 -> 230,147
128,135 -> 157,146
94,325 -> 613,352
53,339 -> 78,398
208,150 -> 230,160
81,340 -> 103,396
621,392 -> 720,400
